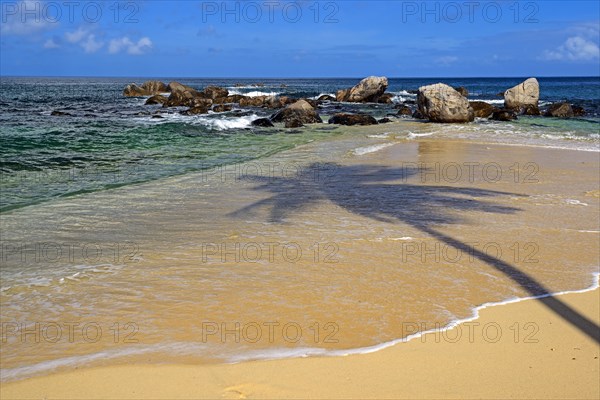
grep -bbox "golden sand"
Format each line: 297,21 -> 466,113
2,287 -> 598,399
1,133 -> 599,398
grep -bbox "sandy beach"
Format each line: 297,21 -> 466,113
1,132 -> 599,399
2,286 -> 598,399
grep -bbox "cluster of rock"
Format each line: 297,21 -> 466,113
415,77 -> 586,122
121,76 -> 586,128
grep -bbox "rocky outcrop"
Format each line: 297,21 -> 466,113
271,99 -> 323,126
544,102 -> 574,118
164,82 -> 205,108
123,80 -> 168,97
469,101 -> 496,118
328,113 -> 378,126
251,118 -> 275,127
145,95 -> 168,105
417,83 -> 474,123
239,96 -> 268,107
504,78 -> 539,111
491,109 -> 517,121
336,76 -> 389,103
203,86 -> 229,100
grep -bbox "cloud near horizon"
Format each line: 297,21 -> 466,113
542,36 -> 600,61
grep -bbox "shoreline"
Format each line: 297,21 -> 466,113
2,285 -> 598,399
2,134 -> 599,394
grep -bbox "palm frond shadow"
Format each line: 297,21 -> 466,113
230,163 -> 599,343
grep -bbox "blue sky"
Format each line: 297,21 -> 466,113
1,0 -> 599,77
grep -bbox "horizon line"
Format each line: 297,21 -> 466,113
2,74 -> 599,80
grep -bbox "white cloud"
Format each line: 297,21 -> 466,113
0,0 -> 54,35
63,28 -> 103,53
108,36 -> 153,55
81,34 -> 103,53
543,36 -> 600,61
43,38 -> 60,49
65,28 -> 89,44
436,56 -> 458,66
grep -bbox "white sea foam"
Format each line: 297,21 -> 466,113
565,199 -> 589,206
367,132 -> 391,139
3,273 -> 598,382
228,89 -> 281,97
310,93 -> 336,100
407,131 -> 435,139
352,143 -> 395,155
227,272 -> 600,362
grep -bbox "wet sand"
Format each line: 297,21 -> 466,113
1,129 -> 599,396
2,287 -> 598,399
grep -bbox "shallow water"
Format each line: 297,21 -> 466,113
1,130 -> 599,381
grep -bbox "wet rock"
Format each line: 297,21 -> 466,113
491,109 -> 517,121
318,94 -> 336,102
213,104 -> 233,113
271,99 -> 323,125
378,117 -> 392,123
203,86 -> 229,100
544,102 -> 574,118
377,93 -> 395,104
469,101 -> 496,118
145,95 -> 168,105
181,106 -> 210,115
251,118 -> 275,127
50,110 -> 73,116
123,80 -> 168,97
397,105 -> 413,116
328,113 -> 378,126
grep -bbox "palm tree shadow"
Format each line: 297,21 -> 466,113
230,163 -> 599,343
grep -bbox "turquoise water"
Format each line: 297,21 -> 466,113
1,77 -> 599,211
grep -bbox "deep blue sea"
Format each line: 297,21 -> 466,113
1,76 -> 599,212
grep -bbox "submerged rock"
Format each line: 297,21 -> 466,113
328,113 -> 378,126
417,83 -> 474,123
251,118 -> 275,127
50,110 -> 73,116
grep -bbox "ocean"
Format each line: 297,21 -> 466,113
1,76 -> 599,381
1,77 -> 599,212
